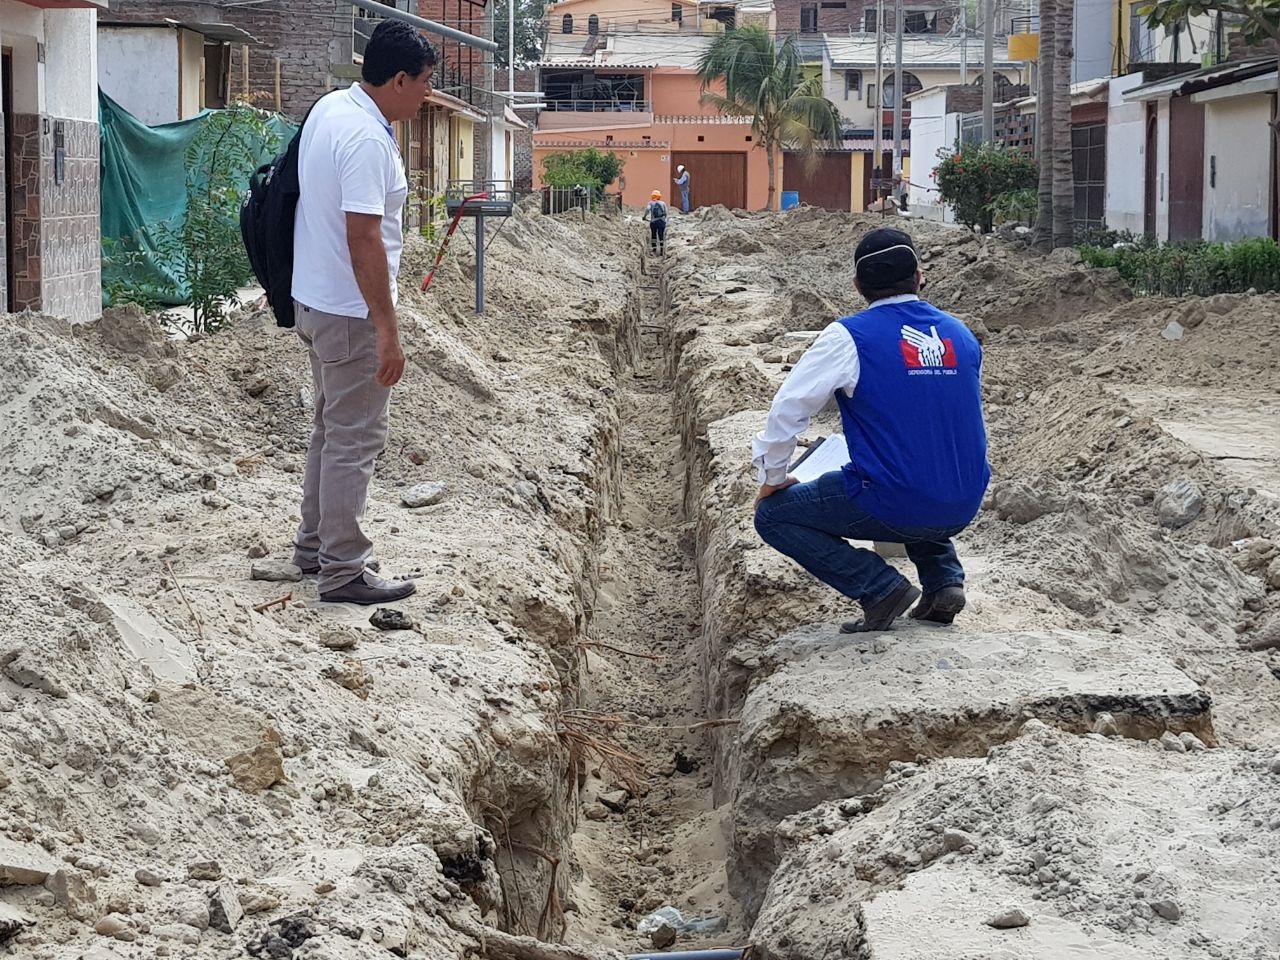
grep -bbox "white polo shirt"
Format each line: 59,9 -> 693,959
292,83 -> 408,318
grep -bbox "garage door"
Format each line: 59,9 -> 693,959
783,152 -> 852,211
671,151 -> 747,210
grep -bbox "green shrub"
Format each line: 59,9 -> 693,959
932,143 -> 1037,233
541,148 -> 625,202
988,187 -> 1038,226
1077,236 -> 1280,296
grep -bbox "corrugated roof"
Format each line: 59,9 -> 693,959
1014,76 -> 1109,110
825,34 -> 1017,70
100,18 -> 262,45
1123,56 -> 1273,101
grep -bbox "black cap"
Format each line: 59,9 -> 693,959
854,228 -> 918,287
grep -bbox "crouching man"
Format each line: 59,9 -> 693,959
751,228 -> 990,632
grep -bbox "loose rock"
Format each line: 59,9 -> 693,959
1159,731 -> 1187,753
208,882 -> 244,933
1155,479 -> 1204,529
370,608 -> 413,631
401,482 -> 447,508
225,742 -> 286,793
187,860 -> 222,881
1150,898 -> 1182,922
134,868 -> 162,887
250,561 -> 303,583
986,907 -> 1031,929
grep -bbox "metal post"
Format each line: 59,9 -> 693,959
960,0 -> 968,84
873,0 -> 884,197
350,0 -> 498,52
508,0 -> 516,101
476,215 -> 486,313
892,0 -> 904,180
982,0 -> 995,141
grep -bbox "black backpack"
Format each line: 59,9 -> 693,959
241,106 -> 314,328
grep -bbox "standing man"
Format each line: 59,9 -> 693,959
290,19 -> 436,605
752,228 -> 990,632
673,163 -> 691,213
643,189 -> 668,254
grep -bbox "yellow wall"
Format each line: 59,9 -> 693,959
851,152 -> 866,212
451,116 -> 476,183
179,29 -> 205,119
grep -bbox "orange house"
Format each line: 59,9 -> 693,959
532,0 -> 776,210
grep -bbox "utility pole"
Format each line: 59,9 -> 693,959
960,0 -> 968,84
892,0 -> 904,181
485,0 -> 496,183
508,0 -> 515,103
873,0 -> 885,197
982,0 -> 995,141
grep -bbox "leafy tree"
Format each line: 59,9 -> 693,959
540,148 -> 626,205
696,26 -> 843,210
496,0 -> 547,68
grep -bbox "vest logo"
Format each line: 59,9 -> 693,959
900,324 -> 957,371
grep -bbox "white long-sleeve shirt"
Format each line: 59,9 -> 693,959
750,294 -> 920,485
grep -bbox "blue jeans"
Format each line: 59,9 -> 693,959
679,187 -> 690,213
754,470 -> 966,606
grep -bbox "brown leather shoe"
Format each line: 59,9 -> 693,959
320,571 -> 414,606
840,579 -> 921,633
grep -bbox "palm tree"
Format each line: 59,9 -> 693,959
1034,0 -> 1055,249
1032,0 -> 1075,250
696,26 -> 843,210
1050,0 -> 1075,248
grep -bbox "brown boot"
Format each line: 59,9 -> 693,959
840,579 -> 921,633
909,585 -> 966,625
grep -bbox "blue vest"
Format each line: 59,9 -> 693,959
834,299 -> 990,529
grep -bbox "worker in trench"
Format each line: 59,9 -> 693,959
643,189 -> 668,254
751,228 -> 991,632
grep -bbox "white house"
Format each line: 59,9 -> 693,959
1123,58 -> 1276,242
1,0 -> 106,323
822,35 -> 1022,131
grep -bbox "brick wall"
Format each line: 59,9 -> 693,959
8,114 -> 43,312
108,0 -> 352,121
512,68 -> 536,190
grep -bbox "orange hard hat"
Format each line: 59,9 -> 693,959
651,190 -> 662,199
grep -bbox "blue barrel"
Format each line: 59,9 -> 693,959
781,190 -> 800,210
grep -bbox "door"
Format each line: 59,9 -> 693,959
670,151 -> 747,209
2,50 -> 14,312
1143,104 -> 1158,239
783,151 -> 852,210
1167,96 -> 1204,242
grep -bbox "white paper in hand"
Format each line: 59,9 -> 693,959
789,434 -> 850,484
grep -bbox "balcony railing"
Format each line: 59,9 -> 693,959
542,99 -> 653,113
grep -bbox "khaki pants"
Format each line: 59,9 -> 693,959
291,302 -> 390,593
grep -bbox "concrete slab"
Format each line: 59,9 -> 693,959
730,624 -> 1213,916
749,724 -> 1280,960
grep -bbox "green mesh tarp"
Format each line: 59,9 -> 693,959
99,90 -> 298,306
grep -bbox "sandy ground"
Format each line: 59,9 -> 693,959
2,202 -> 1279,960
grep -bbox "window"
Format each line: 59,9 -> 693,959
880,71 -> 921,107
562,13 -> 573,33
821,1 -> 847,7
844,70 -> 861,100
866,82 -> 876,107
672,2 -> 683,21
904,10 -> 937,33
588,14 -> 599,34
864,8 -> 877,31
801,4 -> 818,32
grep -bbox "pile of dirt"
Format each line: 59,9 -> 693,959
0,208 -> 643,960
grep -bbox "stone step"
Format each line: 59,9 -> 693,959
731,624 -> 1213,918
